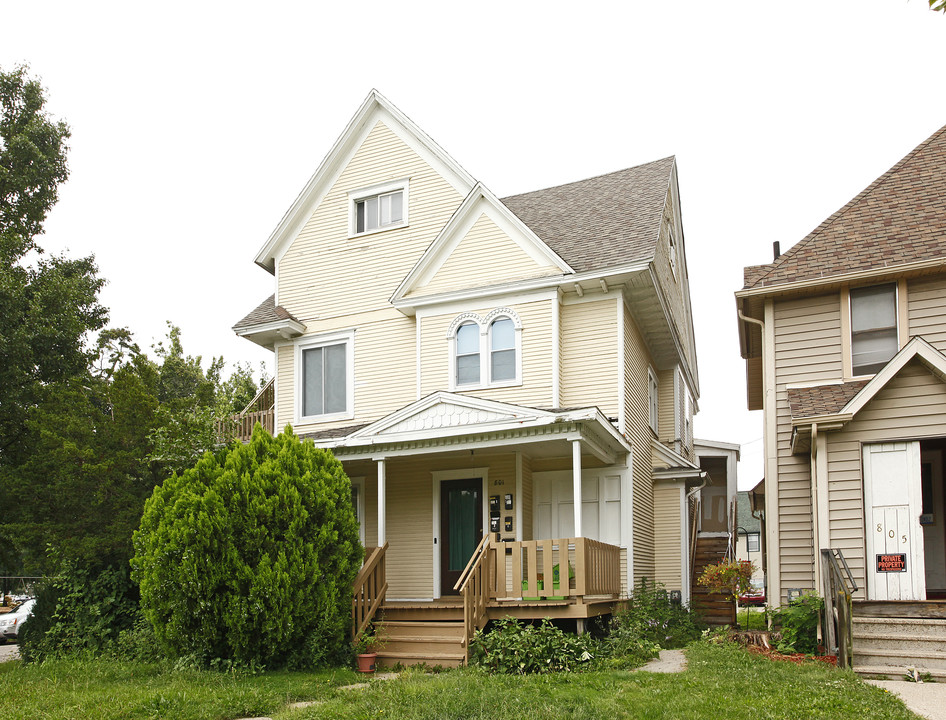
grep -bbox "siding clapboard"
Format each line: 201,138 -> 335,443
773,293 -> 843,595
409,213 -> 560,296
908,274 -> 946,353
560,299 -> 619,416
653,484 -> 683,591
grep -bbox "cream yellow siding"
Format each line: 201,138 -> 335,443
773,293 -> 843,595
825,360 -> 946,596
909,274 -> 946,353
408,213 -> 560,297
653,483 -> 684,591
278,120 -> 465,322
275,344 -> 293,432
419,299 -> 554,407
521,454 -> 534,542
276,311 -> 417,437
623,306 -> 656,583
560,298 -> 619,416
652,188 -> 696,374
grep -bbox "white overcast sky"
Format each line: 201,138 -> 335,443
4,1 -> 944,489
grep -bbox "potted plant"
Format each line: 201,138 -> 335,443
353,625 -> 383,673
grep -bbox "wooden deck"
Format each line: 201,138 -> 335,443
353,536 -> 622,667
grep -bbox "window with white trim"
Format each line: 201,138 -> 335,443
747,532 -> 760,553
448,310 -> 521,390
455,322 -> 480,386
851,283 -> 898,376
489,317 -> 516,383
350,180 -> 408,236
647,369 -> 659,434
297,331 -> 354,422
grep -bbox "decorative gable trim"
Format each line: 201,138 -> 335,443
390,182 -> 573,306
841,336 -> 946,417
254,89 -> 476,274
346,391 -> 554,440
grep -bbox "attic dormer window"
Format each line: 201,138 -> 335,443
350,179 -> 409,236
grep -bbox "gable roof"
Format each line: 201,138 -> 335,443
502,157 -> 675,274
787,380 -> 870,419
742,123 -> 946,291
253,89 -> 476,274
232,294 -> 301,331
391,183 -> 573,305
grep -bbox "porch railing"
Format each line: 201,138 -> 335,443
455,534 -> 493,652
492,537 -> 621,600
352,543 -> 388,639
821,547 -> 857,669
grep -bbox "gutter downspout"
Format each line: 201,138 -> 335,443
810,422 -> 821,594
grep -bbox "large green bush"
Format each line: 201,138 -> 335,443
131,425 -> 363,669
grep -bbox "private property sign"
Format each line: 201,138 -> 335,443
876,553 -> 907,573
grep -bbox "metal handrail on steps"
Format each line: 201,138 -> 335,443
821,547 -> 858,669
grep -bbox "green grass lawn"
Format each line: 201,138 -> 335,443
0,641 -> 920,720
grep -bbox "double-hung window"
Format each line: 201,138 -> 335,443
489,318 -> 516,383
851,283 -> 898,376
455,322 -> 480,386
298,332 -> 354,422
350,180 -> 408,236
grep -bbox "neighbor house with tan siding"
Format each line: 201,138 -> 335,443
234,91 -> 727,665
736,124 -> 946,671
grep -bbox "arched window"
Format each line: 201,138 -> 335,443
489,317 -> 516,382
455,321 -> 481,386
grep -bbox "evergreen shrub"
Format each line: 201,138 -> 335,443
131,425 -> 363,669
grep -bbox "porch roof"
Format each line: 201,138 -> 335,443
301,392 -> 631,464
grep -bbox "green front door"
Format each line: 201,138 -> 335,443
440,478 -> 482,595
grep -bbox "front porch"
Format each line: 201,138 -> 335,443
353,535 -> 623,667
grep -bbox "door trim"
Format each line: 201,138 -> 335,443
432,467 -> 488,599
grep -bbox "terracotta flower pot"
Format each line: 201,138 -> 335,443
356,652 -> 378,673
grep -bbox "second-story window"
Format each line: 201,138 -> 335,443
851,283 -> 898,376
297,331 -> 355,422
448,309 -> 522,390
455,322 -> 480,386
648,369 -> 659,434
489,318 -> 516,382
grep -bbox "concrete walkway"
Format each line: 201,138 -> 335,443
637,649 -> 687,673
867,679 -> 946,720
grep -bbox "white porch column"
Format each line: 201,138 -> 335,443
572,439 -> 583,537
377,457 -> 386,546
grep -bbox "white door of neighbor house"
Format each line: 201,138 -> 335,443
863,442 -> 925,601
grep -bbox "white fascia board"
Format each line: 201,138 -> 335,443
652,438 -> 701,471
391,183 -> 573,304
734,257 -> 946,301
254,89 -> 476,273
653,468 -> 705,481
842,336 -> 946,417
646,265 -> 699,400
233,318 -> 306,338
394,260 -> 651,316
692,438 -> 742,455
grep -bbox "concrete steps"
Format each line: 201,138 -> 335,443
374,607 -> 467,669
853,604 -> 946,678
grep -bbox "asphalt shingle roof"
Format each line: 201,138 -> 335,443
232,294 -> 300,331
787,380 -> 870,419
501,157 -> 674,273
743,123 -> 946,290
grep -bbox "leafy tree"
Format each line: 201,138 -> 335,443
131,426 -> 363,669
931,0 -> 945,12
0,65 -> 107,465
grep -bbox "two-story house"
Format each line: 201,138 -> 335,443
737,123 -> 946,675
234,91 -> 716,664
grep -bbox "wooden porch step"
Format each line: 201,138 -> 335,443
854,664 -> 946,681
375,650 -> 466,669
375,617 -> 467,669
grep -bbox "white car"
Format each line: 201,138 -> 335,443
0,599 -> 35,641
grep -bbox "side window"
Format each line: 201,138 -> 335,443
648,369 -> 659,434
297,332 -> 354,422
851,283 -> 898,376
